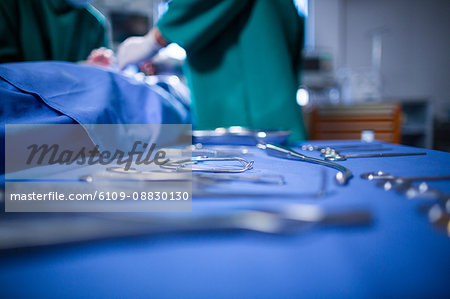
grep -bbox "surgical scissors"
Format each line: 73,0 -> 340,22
324,152 -> 426,161
258,143 -> 353,185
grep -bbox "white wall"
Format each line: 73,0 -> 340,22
313,0 -> 450,120
313,0 -> 345,68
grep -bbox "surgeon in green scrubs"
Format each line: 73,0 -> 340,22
118,0 -> 306,140
0,0 -> 108,63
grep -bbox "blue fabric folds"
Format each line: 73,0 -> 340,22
0,61 -> 191,174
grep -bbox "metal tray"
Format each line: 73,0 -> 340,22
192,126 -> 291,145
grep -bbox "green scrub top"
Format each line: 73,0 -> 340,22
158,0 -> 306,140
0,0 -> 108,63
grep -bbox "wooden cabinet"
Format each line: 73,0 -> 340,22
309,103 -> 402,143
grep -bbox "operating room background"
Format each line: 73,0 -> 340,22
90,0 -> 450,151
311,0 -> 450,151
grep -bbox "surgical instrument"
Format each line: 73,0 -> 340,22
160,157 -> 254,173
324,152 -> 426,161
80,168 -> 192,182
361,169 -> 450,194
193,126 -> 291,145
428,203 -> 450,237
193,144 -> 251,155
258,143 -> 353,185
81,168 -> 285,185
302,143 -> 387,153
396,183 -> 450,206
197,174 -> 285,185
360,171 -> 450,183
372,178 -> 450,212
405,186 -> 450,238
361,172 -> 450,238
0,204 -> 372,250
404,185 -> 450,237
374,178 -> 449,203
162,146 -> 249,158
319,147 -> 392,157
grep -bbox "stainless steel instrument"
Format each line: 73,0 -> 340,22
0,204 -> 373,250
361,170 -> 450,237
192,126 -> 291,146
302,143 -> 387,153
324,152 -> 426,161
428,203 -> 450,237
258,143 -> 353,185
162,146 -> 250,157
360,171 -> 450,183
160,157 -> 254,173
81,168 -> 285,185
319,147 -> 392,157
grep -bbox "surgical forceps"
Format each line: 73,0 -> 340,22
160,157 -> 254,173
258,143 -> 353,185
324,152 -> 426,161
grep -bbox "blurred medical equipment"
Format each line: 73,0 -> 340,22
360,171 -> 450,183
80,167 -> 284,186
323,152 -> 426,161
258,143 -> 353,185
386,182 -> 449,206
302,143 -> 388,154
0,203 -> 372,251
319,147 -> 392,157
389,182 -> 449,237
161,146 -> 249,158
160,157 -> 254,173
196,174 -> 284,185
362,170 -> 450,237
428,203 -> 450,237
192,127 -> 291,146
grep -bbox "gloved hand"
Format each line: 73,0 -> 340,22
117,30 -> 162,70
86,47 -> 115,67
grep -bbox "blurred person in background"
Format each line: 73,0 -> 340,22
0,0 -> 108,63
117,0 -> 306,140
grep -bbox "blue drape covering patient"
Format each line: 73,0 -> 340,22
0,61 -> 191,174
